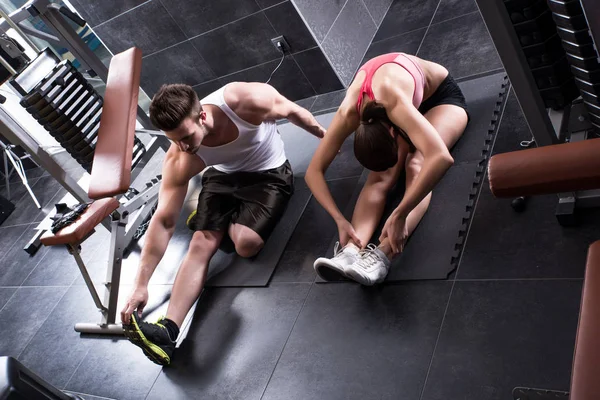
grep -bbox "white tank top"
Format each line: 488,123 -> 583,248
195,85 -> 286,173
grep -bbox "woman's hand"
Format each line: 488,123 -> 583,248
336,218 -> 363,248
379,212 -> 408,255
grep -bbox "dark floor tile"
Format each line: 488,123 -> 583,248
191,12 -> 280,77
0,177 -> 39,209
2,175 -> 63,226
0,224 -> 28,262
0,287 -> 16,311
421,280 -> 582,400
431,0 -> 478,25
140,41 -> 216,97
73,0 -> 146,27
293,48 -> 344,94
0,287 -> 67,358
373,0 -> 439,42
219,56 -> 316,101
146,283 -> 311,400
193,79 -> 224,100
362,28 -> 427,65
0,224 -> 50,286
22,245 -> 82,286
67,393 -> 117,400
363,0 -> 394,26
262,282 -> 452,400
311,90 -> 346,112
161,0 -> 260,38
2,165 -> 45,184
265,1 -> 317,54
417,11 -> 502,80
273,177 -> 358,282
18,286 -> 104,389
458,176 -> 600,279
65,286 -> 173,400
492,89 -> 534,156
256,0 -> 286,7
93,1 -> 186,55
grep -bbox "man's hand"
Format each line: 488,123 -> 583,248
121,285 -> 149,325
379,212 -> 408,255
336,218 -> 363,248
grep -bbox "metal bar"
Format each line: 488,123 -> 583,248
0,54 -> 16,75
475,0 -> 560,147
123,197 -> 158,246
68,243 -> 107,313
0,8 -> 40,53
3,150 -> 9,199
74,323 -> 123,335
102,214 -> 126,326
121,180 -> 161,214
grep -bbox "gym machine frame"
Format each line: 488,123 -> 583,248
0,3 -> 169,334
475,0 -> 600,224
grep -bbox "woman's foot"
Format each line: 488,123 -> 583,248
344,244 -> 391,286
314,242 -> 360,281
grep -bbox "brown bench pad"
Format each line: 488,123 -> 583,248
41,197 -> 119,246
488,138 -> 600,198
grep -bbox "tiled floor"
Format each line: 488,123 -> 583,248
0,1 -> 595,399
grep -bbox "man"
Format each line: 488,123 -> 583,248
120,82 -> 325,365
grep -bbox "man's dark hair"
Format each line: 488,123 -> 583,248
149,84 -> 202,131
354,101 -> 414,172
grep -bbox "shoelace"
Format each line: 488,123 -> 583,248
356,244 -> 381,270
333,241 -> 341,256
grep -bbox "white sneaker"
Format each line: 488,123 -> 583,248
344,244 -> 391,286
314,242 -> 360,281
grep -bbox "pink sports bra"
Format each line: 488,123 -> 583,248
355,53 -> 426,113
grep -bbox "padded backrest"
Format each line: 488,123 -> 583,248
88,47 -> 142,199
488,138 -> 600,198
570,240 -> 600,400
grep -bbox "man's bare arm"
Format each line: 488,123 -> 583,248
133,147 -> 206,288
231,82 -> 326,138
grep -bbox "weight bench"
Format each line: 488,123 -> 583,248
489,141 -> 600,399
39,47 -> 160,335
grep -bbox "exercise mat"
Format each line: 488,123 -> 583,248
316,72 -> 509,282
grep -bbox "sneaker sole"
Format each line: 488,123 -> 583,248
123,317 -> 171,366
314,258 -> 347,281
344,268 -> 375,286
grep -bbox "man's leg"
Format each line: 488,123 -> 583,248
165,230 -> 224,327
228,223 -> 264,258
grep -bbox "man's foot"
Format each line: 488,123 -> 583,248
314,242 -> 360,281
344,244 -> 391,286
123,313 -> 175,366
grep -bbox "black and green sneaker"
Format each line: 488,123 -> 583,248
123,313 -> 175,366
186,210 -> 197,230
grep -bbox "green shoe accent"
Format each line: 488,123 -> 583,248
123,313 -> 175,366
186,210 -> 197,230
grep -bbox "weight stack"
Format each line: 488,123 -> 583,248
504,0 -> 580,110
548,0 -> 600,132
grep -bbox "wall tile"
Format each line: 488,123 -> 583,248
373,0 -> 439,42
74,0 -> 146,27
220,56 -> 316,101
159,0 -> 260,38
293,48 -> 343,94
93,1 -> 186,55
292,0 -> 346,43
140,41 -> 216,97
322,0 -> 377,86
361,0 -> 393,26
264,1 -> 317,54
191,13 -> 280,77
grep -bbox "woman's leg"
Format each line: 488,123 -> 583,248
348,140 -> 410,249
378,104 -> 468,257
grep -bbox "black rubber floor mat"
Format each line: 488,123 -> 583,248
205,187 -> 312,287
316,72 -> 510,282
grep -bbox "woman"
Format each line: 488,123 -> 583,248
306,52 -> 469,286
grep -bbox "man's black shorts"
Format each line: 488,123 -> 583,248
188,160 -> 294,241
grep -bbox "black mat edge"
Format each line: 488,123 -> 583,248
450,75 -> 511,269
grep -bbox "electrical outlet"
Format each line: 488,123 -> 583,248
270,35 -> 290,53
